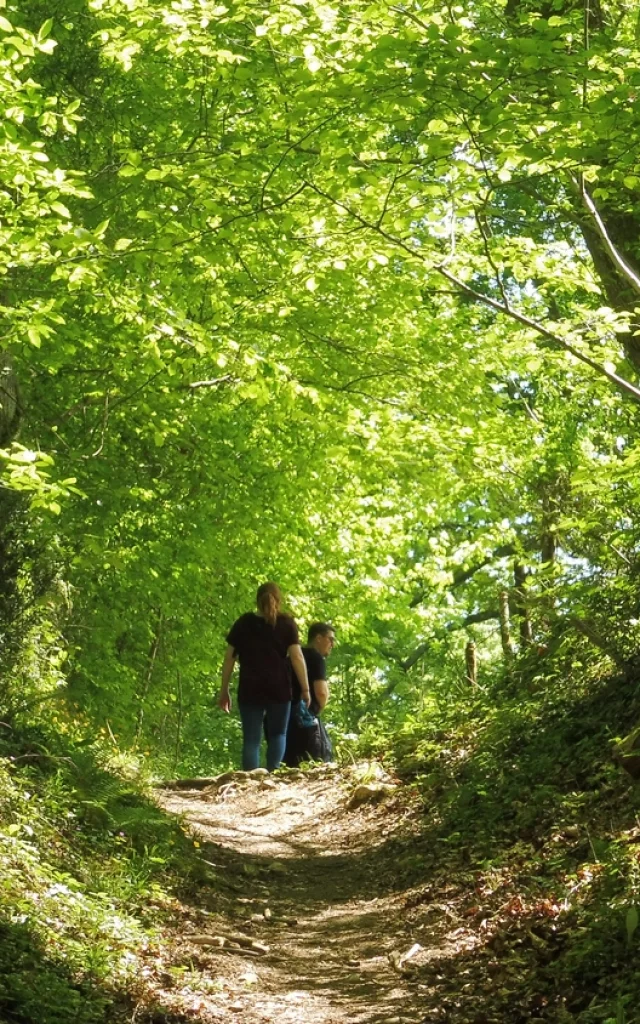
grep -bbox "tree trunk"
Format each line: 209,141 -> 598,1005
498,590 -> 515,669
134,612 -> 163,745
465,640 -> 478,687
0,353 -> 21,446
540,529 -> 556,567
174,669 -> 183,772
514,562 -> 533,645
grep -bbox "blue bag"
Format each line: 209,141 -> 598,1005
292,699 -> 318,728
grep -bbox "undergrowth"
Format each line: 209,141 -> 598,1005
361,647 -> 640,1023
0,723 -> 204,1024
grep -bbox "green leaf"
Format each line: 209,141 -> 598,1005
50,201 -> 71,218
118,165 -> 142,178
38,18 -> 54,41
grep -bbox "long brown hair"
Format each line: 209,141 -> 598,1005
256,582 -> 282,627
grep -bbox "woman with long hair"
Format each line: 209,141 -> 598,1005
218,582 -> 310,771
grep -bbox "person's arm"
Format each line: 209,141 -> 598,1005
288,644 -> 311,704
312,679 -> 329,712
218,645 -> 236,712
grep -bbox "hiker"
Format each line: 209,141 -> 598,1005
218,582 -> 311,772
284,621 -> 335,767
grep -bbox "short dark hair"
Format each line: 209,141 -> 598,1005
308,622 -> 334,643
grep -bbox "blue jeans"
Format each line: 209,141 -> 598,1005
238,701 -> 291,772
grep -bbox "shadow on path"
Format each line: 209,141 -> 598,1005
157,776 -> 446,1024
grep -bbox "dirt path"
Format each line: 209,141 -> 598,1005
151,765 -> 466,1024
143,765 -> 598,1024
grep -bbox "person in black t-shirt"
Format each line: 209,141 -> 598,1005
218,582 -> 311,772
284,621 -> 335,767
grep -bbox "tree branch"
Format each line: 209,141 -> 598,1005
402,609 -> 499,671
409,540 -> 539,608
574,175 -> 640,297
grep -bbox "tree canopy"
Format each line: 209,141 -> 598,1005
6,7 -> 640,1023
2,0 -> 640,769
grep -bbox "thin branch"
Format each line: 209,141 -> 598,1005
9,753 -> 78,767
188,375 -> 235,390
377,169 -> 402,229
134,613 -> 163,745
569,615 -> 627,669
90,391 -> 110,457
389,4 -> 432,33
293,375 -> 404,407
474,206 -> 510,310
259,113 -> 339,210
522,398 -> 541,424
606,540 -> 633,566
583,0 -> 590,111
101,369 -> 168,416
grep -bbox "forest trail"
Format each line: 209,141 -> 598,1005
151,766 -> 479,1024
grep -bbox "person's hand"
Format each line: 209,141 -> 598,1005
300,690 -> 311,706
218,690 -> 232,713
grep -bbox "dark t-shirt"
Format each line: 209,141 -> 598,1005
284,646 -> 330,767
226,612 -> 299,704
291,647 -> 326,712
